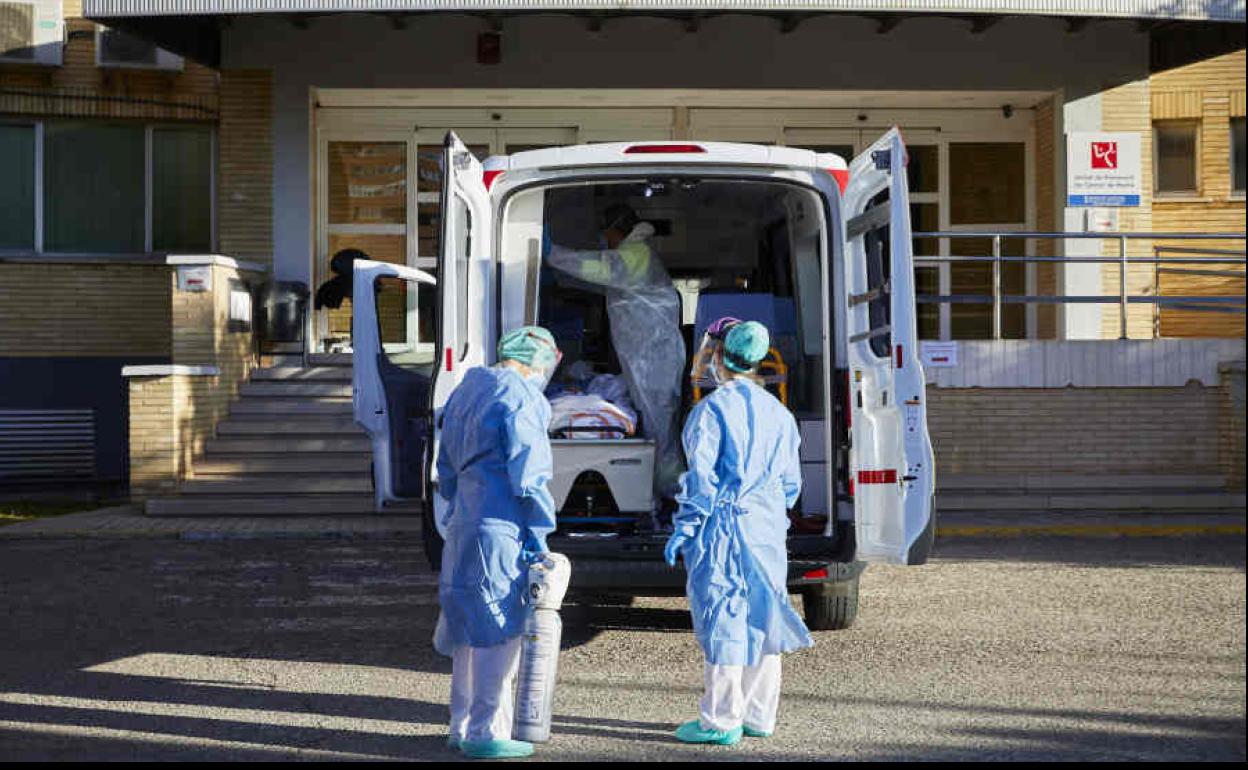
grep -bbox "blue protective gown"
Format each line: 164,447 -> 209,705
433,365 -> 557,655
674,378 -> 813,666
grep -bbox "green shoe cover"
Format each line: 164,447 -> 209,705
460,739 -> 534,759
743,725 -> 772,738
674,720 -> 743,746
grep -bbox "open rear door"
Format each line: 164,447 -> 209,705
842,129 -> 937,565
352,260 -> 438,510
427,132 -> 493,534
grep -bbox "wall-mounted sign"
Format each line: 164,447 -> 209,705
920,341 -> 959,368
176,265 -> 211,293
1067,132 -> 1141,207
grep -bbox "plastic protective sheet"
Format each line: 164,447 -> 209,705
546,222 -> 687,498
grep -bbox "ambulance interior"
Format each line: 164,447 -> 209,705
500,178 -> 840,538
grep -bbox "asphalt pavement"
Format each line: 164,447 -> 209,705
0,533 -> 1243,761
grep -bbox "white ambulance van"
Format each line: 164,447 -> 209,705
353,129 -> 935,630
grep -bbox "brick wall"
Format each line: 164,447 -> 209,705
1219,362 -> 1245,490
1033,95 -> 1058,339
927,384 -> 1234,481
0,5 -> 218,121
217,70 -> 274,263
1099,79 -> 1157,340
1150,49 -> 1246,339
127,261 -> 261,497
0,263 -> 171,357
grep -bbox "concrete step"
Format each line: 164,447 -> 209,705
146,495 -> 387,517
192,455 -> 371,477
239,381 -> 351,398
250,366 -> 352,382
230,399 -> 353,417
215,418 -> 362,437
936,490 -> 1246,513
205,436 -> 371,454
180,475 -> 372,495
307,353 -> 354,367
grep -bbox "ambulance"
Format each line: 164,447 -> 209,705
353,129 -> 935,630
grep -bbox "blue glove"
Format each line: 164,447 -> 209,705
664,533 -> 689,567
541,230 -> 553,258
524,530 -> 549,559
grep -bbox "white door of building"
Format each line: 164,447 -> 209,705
314,125 -> 577,354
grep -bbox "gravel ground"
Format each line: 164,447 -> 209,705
0,535 -> 1242,761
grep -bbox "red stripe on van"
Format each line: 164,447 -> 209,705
828,168 -> 848,194
445,347 -> 453,372
857,470 -> 897,485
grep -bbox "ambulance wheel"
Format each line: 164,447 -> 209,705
802,576 -> 859,631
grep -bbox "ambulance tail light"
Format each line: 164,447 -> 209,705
827,168 -> 849,194
482,156 -> 508,191
623,144 -> 707,154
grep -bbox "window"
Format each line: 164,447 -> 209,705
0,123 -> 35,250
1154,120 -> 1199,195
44,123 -> 146,252
1232,117 -> 1246,195
452,195 -> 471,356
153,127 -> 213,251
863,190 -> 892,359
1,120 -> 213,255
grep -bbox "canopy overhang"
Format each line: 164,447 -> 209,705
83,1 -> 1246,68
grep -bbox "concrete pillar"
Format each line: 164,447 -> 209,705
1058,91 -> 1105,340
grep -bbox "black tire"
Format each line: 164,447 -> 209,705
802,576 -> 860,631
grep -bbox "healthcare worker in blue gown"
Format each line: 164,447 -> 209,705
664,319 -> 812,746
433,326 -> 561,760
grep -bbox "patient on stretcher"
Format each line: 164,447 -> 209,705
547,373 -> 638,440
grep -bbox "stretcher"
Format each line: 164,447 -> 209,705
548,432 -> 656,515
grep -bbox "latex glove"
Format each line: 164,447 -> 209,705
524,530 -> 549,558
664,533 -> 690,567
541,230 -> 553,258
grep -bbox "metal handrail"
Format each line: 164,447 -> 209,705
910,231 -> 1246,340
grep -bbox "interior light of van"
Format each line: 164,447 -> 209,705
483,170 -> 504,190
623,144 -> 707,154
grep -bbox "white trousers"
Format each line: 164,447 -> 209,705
449,636 -> 523,744
699,654 -> 783,734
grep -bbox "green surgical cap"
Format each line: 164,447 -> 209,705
498,326 -> 559,369
723,321 -> 770,373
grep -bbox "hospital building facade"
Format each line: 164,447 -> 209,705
0,1 -> 1244,505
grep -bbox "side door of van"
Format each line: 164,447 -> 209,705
842,128 -> 937,565
428,132 -> 493,532
352,260 -> 438,509
353,132 -> 491,513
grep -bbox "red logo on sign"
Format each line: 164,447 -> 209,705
1091,142 -> 1118,169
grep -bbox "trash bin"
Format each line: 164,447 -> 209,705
256,280 -> 308,349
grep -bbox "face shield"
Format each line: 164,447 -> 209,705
690,316 -> 742,389
527,348 -> 564,392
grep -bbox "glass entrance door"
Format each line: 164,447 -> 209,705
314,127 -> 574,354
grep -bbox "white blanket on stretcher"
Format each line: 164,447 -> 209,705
548,394 -> 637,439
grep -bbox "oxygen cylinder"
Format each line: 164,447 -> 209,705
513,552 -> 572,743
